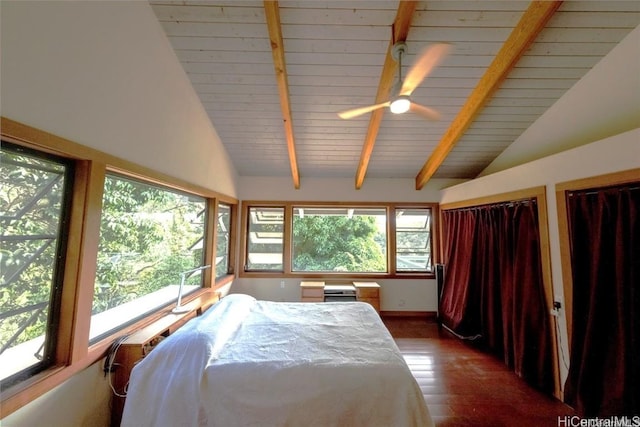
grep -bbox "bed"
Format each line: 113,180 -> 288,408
121,293 -> 432,427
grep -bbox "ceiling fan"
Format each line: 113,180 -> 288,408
337,42 -> 451,121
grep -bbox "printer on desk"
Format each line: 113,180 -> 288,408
323,285 -> 357,302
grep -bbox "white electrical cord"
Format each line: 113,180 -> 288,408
105,335 -> 130,398
554,314 -> 570,372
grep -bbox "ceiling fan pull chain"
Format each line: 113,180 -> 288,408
397,46 -> 403,81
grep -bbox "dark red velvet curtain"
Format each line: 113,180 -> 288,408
564,185 -> 639,417
439,208 -> 480,338
440,200 -> 554,394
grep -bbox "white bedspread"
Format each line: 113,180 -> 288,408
121,294 -> 432,427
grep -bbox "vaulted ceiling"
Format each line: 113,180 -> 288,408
149,1 -> 639,189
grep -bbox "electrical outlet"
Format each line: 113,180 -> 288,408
280,280 -> 285,288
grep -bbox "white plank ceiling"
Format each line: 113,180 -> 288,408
149,0 -> 639,187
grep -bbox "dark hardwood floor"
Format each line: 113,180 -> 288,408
382,316 -> 575,427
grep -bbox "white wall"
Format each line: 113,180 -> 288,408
234,176 -> 465,312
1,2 -> 239,425
238,176 -> 465,202
232,277 -> 437,312
1,0 -> 238,197
439,127 -> 640,389
2,363 -> 110,427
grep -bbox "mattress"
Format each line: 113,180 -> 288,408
121,293 -> 432,427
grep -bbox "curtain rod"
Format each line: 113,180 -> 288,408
568,184 -> 639,197
444,198 -> 536,213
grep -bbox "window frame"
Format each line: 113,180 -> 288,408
0,117 -> 238,417
0,141 -> 76,388
290,206 -> 388,274
394,207 -> 434,273
89,171 -> 210,343
213,201 -> 236,279
240,201 -> 438,279
244,205 -> 286,273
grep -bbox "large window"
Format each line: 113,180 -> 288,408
242,203 -> 435,277
292,207 -> 386,273
1,120 -> 238,418
90,174 -> 207,341
0,142 -> 73,386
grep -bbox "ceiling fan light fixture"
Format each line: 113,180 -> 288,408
390,96 -> 410,114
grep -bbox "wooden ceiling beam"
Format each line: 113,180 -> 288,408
414,0 -> 563,190
355,1 -> 417,189
264,0 -> 300,189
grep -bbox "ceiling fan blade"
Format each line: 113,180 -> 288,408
410,102 -> 441,121
337,101 -> 390,119
401,43 -> 451,96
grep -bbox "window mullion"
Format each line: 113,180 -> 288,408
283,204 -> 293,274
60,160 -> 105,364
226,204 -> 237,276
204,199 -> 217,287
388,206 -> 397,275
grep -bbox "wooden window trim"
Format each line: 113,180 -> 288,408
211,202 -> 237,278
239,200 -> 438,279
241,204 -> 287,274
0,117 -> 237,417
204,198 -> 218,286
65,160 -> 106,364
